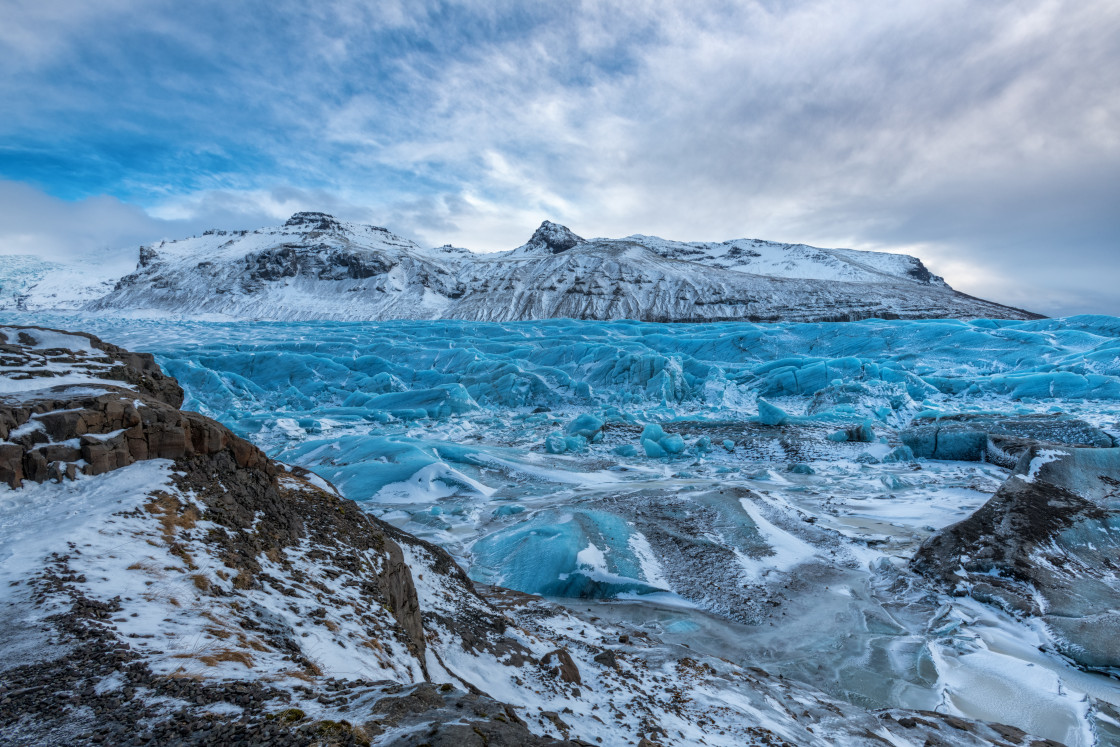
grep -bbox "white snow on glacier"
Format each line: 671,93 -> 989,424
5,312 -> 1120,745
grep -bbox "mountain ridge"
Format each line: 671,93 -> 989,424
5,213 -> 1042,322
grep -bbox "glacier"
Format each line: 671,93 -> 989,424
5,311 -> 1120,745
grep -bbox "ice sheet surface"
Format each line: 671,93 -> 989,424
6,313 -> 1120,744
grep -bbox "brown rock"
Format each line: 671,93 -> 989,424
24,450 -> 48,482
81,433 -> 134,475
40,443 -> 81,463
38,410 -> 85,440
0,443 -> 25,488
377,536 -> 428,674
541,649 -> 581,685
593,650 -> 618,670
145,419 -> 189,460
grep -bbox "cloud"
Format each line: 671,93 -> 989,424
0,181 -> 320,270
0,181 -> 176,264
1,0 -> 1117,315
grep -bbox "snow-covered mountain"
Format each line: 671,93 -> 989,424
8,211 -> 1040,321
0,254 -> 126,312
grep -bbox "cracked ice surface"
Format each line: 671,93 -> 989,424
7,312 -> 1120,745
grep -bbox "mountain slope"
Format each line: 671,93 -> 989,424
85,212 -> 465,321
0,254 -> 129,312
14,212 -> 1040,322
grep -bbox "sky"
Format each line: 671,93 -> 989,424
1,0 -> 1117,316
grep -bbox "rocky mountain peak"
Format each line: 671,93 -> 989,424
525,220 -> 584,254
905,257 -> 941,284
284,211 -> 343,232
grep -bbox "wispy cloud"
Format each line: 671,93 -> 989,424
1,0 -> 1117,315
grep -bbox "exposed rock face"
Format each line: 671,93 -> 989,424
0,326 -> 264,488
520,220 -> 586,255
913,445 -> 1120,668
0,325 -> 200,487
89,217 -> 459,321
540,648 -> 581,685
1,387 -> 271,488
246,244 -> 395,283
285,211 -> 344,232
0,325 -> 182,405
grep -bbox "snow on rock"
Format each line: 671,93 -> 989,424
2,213 -> 1043,322
1021,448 -> 1069,483
510,220 -> 587,256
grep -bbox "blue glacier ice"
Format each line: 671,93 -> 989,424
5,312 -> 1119,590
660,433 -> 686,454
13,314 -> 1112,429
566,413 -> 604,440
6,312 -> 1120,743
882,445 -> 916,463
276,434 -> 496,501
469,509 -> 666,598
637,422 -> 688,457
901,426 -> 989,461
758,398 -> 791,425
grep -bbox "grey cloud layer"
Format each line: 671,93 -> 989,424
2,0 -> 1117,315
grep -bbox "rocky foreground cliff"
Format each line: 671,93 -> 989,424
0,324 -> 1063,746
5,212 -> 1041,322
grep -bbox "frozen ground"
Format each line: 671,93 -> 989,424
6,312 -> 1120,745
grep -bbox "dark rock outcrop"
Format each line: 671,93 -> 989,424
246,244 -> 395,284
521,221 -> 585,255
540,649 -> 582,685
284,211 -> 344,232
905,257 -> 937,283
1,384 -> 268,488
0,325 -> 182,406
900,413 -> 1113,465
913,444 -> 1120,667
